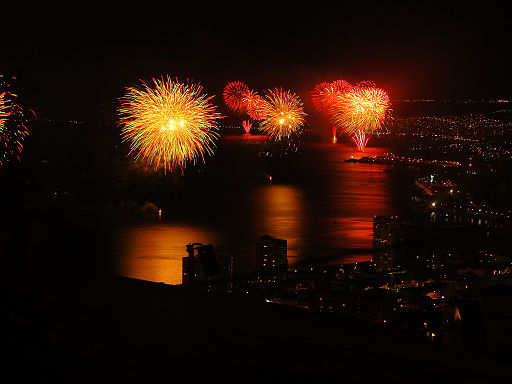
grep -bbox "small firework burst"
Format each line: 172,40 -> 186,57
242,120 -> 252,134
311,81 -> 332,112
118,76 -> 223,173
311,79 -> 352,113
243,89 -> 268,121
332,82 -> 391,135
0,76 -> 29,166
311,79 -> 352,142
223,81 -> 250,113
259,88 -> 306,140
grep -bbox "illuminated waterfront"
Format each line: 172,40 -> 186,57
2,5 -> 512,381
111,139 -> 397,284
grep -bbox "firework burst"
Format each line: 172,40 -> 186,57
332,82 -> 391,135
0,76 -> 29,166
259,88 -> 306,140
311,79 -> 352,113
223,81 -> 250,113
242,89 -> 267,121
311,79 -> 352,142
311,81 -> 331,112
118,76 -> 222,173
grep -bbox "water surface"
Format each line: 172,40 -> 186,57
111,139 -> 397,284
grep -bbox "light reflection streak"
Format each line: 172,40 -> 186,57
115,223 -> 220,285
249,184 -> 305,262
112,141 -> 395,282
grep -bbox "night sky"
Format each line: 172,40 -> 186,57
2,4 -> 509,122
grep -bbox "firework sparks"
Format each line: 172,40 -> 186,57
352,130 -> 370,151
0,92 -> 10,132
243,89 -> 267,121
118,76 -> 222,173
242,120 -> 252,134
223,81 -> 250,113
0,76 -> 29,166
332,82 -> 391,135
311,79 -> 352,113
311,81 -> 331,112
311,79 -> 352,143
259,88 -> 306,140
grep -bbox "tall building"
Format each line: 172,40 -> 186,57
216,251 -> 235,293
372,216 -> 404,272
256,235 -> 288,282
182,243 -> 234,292
182,243 -> 219,286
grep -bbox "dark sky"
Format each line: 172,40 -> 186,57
1,4 -> 509,121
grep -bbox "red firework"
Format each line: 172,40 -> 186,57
242,120 -> 252,134
223,81 -> 250,113
311,79 -> 352,143
243,89 -> 268,121
311,81 -> 331,111
311,79 -> 352,113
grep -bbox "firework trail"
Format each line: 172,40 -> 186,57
352,130 -> 370,151
332,82 -> 391,135
118,76 -> 223,173
242,120 -> 252,134
259,88 -> 306,140
331,126 -> 338,143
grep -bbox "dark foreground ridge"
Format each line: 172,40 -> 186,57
2,274 -> 510,382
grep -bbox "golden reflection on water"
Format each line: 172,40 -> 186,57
115,224 -> 219,285
330,162 -> 393,259
299,143 -> 393,264
249,184 -> 305,260
113,142 -> 395,284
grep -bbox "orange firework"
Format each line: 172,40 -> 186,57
332,82 -> 391,135
118,76 -> 222,173
223,81 -> 250,113
259,88 -> 306,140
